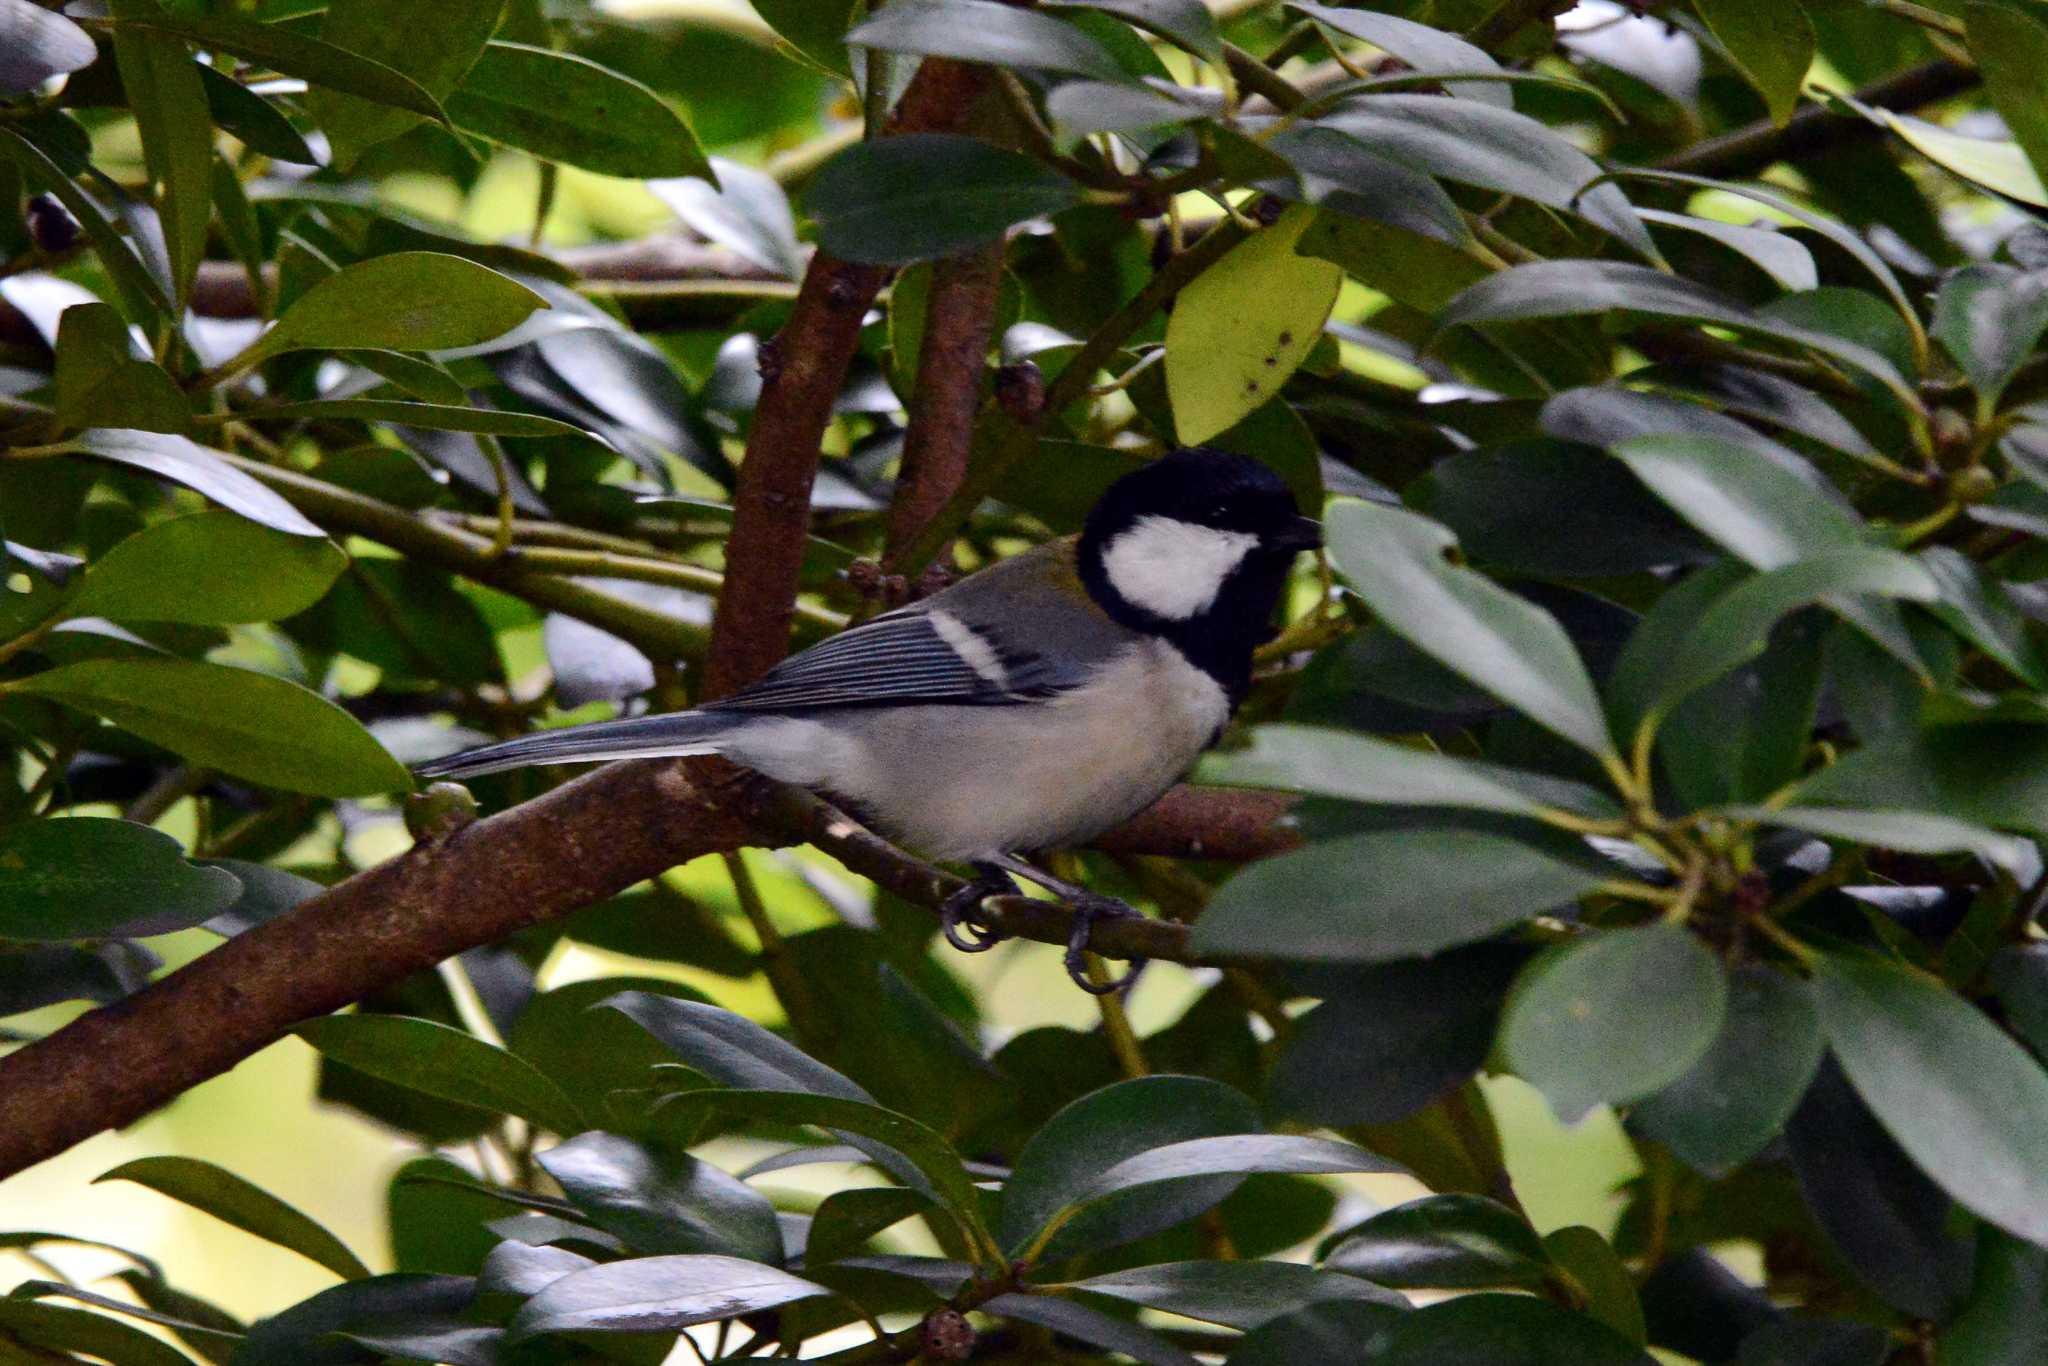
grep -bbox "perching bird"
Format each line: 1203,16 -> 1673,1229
416,446 -> 1321,991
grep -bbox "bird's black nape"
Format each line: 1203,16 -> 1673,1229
1077,447 -> 1318,703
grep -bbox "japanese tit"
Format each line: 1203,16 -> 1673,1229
416,446 -> 1322,990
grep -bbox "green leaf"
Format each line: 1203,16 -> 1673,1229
295,1014 -> 586,1136
343,350 -> 468,405
999,1075 -> 1259,1258
0,0 -> 97,95
1164,205 -> 1342,445
1543,1227 -> 1645,1346
1070,1261 -> 1400,1331
0,817 -> 239,941
0,1298 -> 199,1366
536,1131 -> 783,1263
508,1255 -> 830,1338
1193,828 -> 1605,962
197,64 -> 317,165
1797,722 -> 2048,838
310,0 -> 501,167
68,510 -> 345,626
804,133 -> 1082,267
1697,0 -> 1813,126
982,1293 -> 1201,1366
1323,1194 -> 1549,1289
1968,3 -> 2048,195
131,11 -> 449,124
109,2 -> 213,309
804,1187 -> 934,1265
240,399 -> 592,439
234,1275 -> 476,1366
1918,545 -> 2045,685
1228,1302 -> 1409,1364
447,42 -> 711,179
1325,498 -> 1616,760
1366,1293 -> 1656,1364
1816,952 -> 2048,1246
1202,724 -> 1616,819
1932,264 -> 2048,411
650,1089 -> 983,1241
1501,924 -> 1729,1123
1941,1228 -> 2048,1366
1991,943 -> 2048,1059
1632,966 -> 1824,1175
97,1156 -> 371,1281
1290,4 -> 1508,107
53,301 -> 192,434
1871,105 -> 2048,207
1636,209 -> 1817,291
1071,1134 -> 1402,1209
1045,0 -> 1220,60
846,0 -> 1133,83
233,251 -> 547,370
651,158 -> 805,281
1317,96 -> 1658,263
751,0 -> 860,74
14,657 -> 410,798
1610,433 -> 1860,567
1737,804 -> 2035,875
0,128 -> 172,321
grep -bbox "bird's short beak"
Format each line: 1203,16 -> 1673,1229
1275,515 -> 1323,554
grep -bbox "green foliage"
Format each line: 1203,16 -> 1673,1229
6,0 -> 2048,1359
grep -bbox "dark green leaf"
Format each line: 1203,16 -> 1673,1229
97,1155 -> 371,1281
1941,1227 -> 2048,1366
650,159 -> 805,281
1739,1318 -> 1889,1366
242,399 -> 592,439
1325,498 -> 1615,759
846,0 -> 1132,82
447,42 -> 711,179
1968,3 -> 2048,194
804,1187 -> 934,1265
1634,967 -> 1824,1175
980,1294 -> 1199,1366
508,1255 -> 829,1338
1291,4 -> 1507,106
197,64 -> 317,165
0,817 -> 238,941
0,1298 -> 198,1366
0,128 -> 171,320
15,657 -> 410,797
1194,828 -> 1605,961
343,350 -> 468,405
1227,1301 -> 1408,1364
1932,264 -> 2048,411
0,0 -> 97,95
1991,943 -> 2048,1059
10,1281 -> 241,1364
1544,1227 -> 1645,1346
295,1014 -> 585,1136
537,1131 -> 782,1263
1637,209 -> 1818,290
1501,924 -> 1729,1122
134,11 -> 449,123
1797,721 -> 2048,838
1324,1194 -> 1549,1289
751,0 -> 859,73
109,3 -> 213,309
235,251 -> 547,368
804,134 -> 1082,266
479,1240 -> 594,1298
69,510 -> 345,626
1818,952 -> 2048,1245
999,1075 -> 1259,1258
1201,723 -> 1617,820
310,0 -> 501,167
1697,0 -> 1814,125
1739,804 -> 2034,875
71,430 -> 312,536
54,301 -> 191,434
235,1275 -> 475,1366
1368,1291 -> 1655,1363
1070,1261 -> 1401,1331
1044,0 -> 1219,59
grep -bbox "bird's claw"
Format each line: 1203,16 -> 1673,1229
940,875 -> 1012,955
1064,893 -> 1144,995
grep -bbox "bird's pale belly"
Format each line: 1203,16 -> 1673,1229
732,640 -> 1229,863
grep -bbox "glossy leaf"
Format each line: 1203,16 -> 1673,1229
296,1015 -> 585,1136
73,431 -> 323,536
509,1255 -> 829,1338
98,1156 -> 371,1281
752,0 -> 859,73
1227,1301 -> 1409,1364
1291,4 -> 1509,106
651,159 -> 804,281
1364,1291 -> 1655,1364
0,0 -> 97,95
1817,952 -> 2048,1245
1165,206 -> 1342,444
235,1275 -> 478,1366
1872,107 -> 2046,208
1633,967 -> 1824,1175
804,1187 -> 934,1265
1326,498 -> 1616,759
0,128 -> 171,320
536,1131 -> 782,1263
53,301 -> 190,434
1610,434 -> 1862,568
108,4 -> 212,309
1194,828 -> 1605,961
448,43 -> 710,179
245,399 -> 590,439
845,0 -> 1133,82
14,657 -> 410,798
1933,264 -> 2048,410
804,134 -> 1082,266
68,510 -> 345,626
0,818 -> 239,942
235,251 -> 547,369
1324,1194 -> 1548,1289
0,1298 -> 199,1366
983,1293 -> 1200,1366
1637,209 -> 1817,291
1070,1260 -> 1401,1330
1501,924 -> 1729,1123
310,0 -> 501,167
138,11 -> 448,123
1738,804 -> 2034,875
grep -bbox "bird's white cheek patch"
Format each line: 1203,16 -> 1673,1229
1102,516 -> 1259,620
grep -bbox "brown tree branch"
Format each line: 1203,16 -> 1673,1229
883,244 -> 1006,569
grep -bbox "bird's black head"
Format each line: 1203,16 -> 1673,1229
1077,447 -> 1321,701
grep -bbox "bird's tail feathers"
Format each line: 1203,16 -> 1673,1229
414,710 -> 738,780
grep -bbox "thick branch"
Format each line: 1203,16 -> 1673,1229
1653,60 -> 1980,180
884,244 -> 1006,569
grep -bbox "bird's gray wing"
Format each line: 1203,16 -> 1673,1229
708,541 -> 1136,714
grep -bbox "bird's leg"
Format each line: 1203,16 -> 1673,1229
986,853 -> 1145,995
939,862 -> 1016,955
